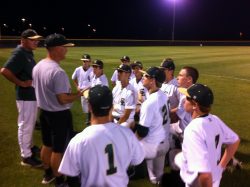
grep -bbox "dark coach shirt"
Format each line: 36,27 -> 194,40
3,45 -> 36,101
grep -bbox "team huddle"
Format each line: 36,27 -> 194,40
0,29 -> 241,187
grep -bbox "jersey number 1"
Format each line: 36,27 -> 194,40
105,144 -> 117,175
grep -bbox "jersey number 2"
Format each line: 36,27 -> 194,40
105,144 -> 117,175
162,105 -> 169,125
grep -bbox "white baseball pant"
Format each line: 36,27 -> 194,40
16,100 -> 37,158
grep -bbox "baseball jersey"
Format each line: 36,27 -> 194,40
139,89 -> 170,144
32,59 -> 72,111
180,114 -> 239,185
160,78 -> 180,109
129,77 -> 149,104
112,83 -> 136,120
3,45 -> 36,101
59,122 -> 145,187
91,74 -> 109,87
72,66 -> 94,90
111,70 -> 135,84
176,93 -> 193,131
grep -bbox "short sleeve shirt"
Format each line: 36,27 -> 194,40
181,114 -> 239,183
139,90 -> 170,143
91,74 -> 109,87
3,45 -> 36,100
59,122 -> 145,187
72,66 -> 93,90
32,59 -> 72,111
112,83 -> 136,119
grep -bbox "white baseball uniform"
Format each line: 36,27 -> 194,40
176,93 -> 193,132
160,78 -> 180,110
91,74 -> 109,87
72,66 -> 94,113
59,122 -> 145,187
111,70 -> 135,85
129,77 -> 149,104
112,83 -> 136,127
139,89 -> 170,183
175,114 -> 239,187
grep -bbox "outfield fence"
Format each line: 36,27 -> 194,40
1,38 -> 250,48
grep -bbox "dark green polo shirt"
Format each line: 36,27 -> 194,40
3,45 -> 36,101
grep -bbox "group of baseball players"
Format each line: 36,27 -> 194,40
1,29 -> 241,187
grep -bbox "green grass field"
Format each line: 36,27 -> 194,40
0,46 -> 250,187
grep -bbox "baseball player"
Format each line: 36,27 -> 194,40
91,59 -> 109,87
175,66 -> 199,132
175,83 -> 240,187
129,61 -> 149,122
136,67 -> 170,184
59,85 -> 145,187
72,54 -> 94,125
111,55 -> 135,86
111,64 -> 136,127
159,58 -> 179,111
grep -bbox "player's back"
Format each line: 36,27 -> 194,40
61,122 -> 144,187
183,114 -> 239,182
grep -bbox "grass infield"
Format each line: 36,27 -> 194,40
0,46 -> 249,187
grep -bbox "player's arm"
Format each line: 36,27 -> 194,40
73,79 -> 81,91
219,139 -> 240,169
118,109 -> 132,124
56,92 -> 82,105
197,172 -> 212,187
0,68 -> 32,87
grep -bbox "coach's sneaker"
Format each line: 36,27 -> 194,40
41,173 -> 55,184
21,156 -> 43,168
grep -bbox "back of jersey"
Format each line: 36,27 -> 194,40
59,122 -> 144,187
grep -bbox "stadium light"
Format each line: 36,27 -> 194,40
169,0 -> 176,41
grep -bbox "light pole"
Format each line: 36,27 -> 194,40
172,0 -> 176,41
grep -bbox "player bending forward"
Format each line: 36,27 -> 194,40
175,84 -> 240,187
59,85 -> 145,187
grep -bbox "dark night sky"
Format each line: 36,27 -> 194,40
1,0 -> 250,40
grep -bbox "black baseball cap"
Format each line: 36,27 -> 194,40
120,56 -> 130,62
21,29 -> 42,39
81,54 -> 91,61
140,67 -> 165,84
44,33 -> 74,47
88,85 -> 113,111
131,61 -> 143,69
179,83 -> 214,107
92,59 -> 103,69
116,64 -> 132,73
159,58 -> 175,70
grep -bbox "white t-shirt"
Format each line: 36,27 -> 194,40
91,74 -> 109,87
72,66 -> 94,90
180,114 -> 239,185
59,122 -> 145,187
112,83 -> 136,120
139,90 -> 170,144
160,78 -> 180,109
